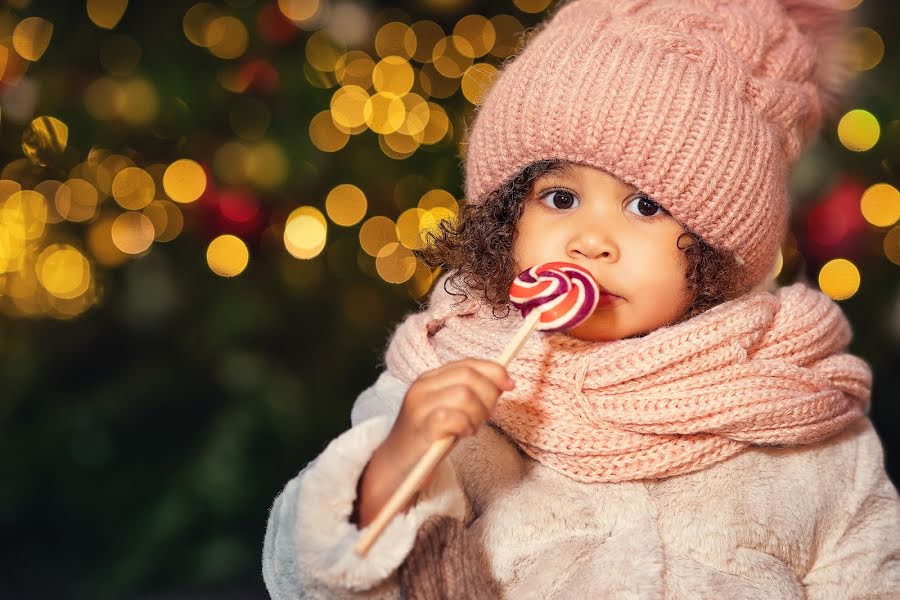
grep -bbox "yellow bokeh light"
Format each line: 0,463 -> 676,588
111,211 -> 155,255
884,226 -> 900,265
419,62 -> 460,99
818,258 -> 860,301
12,17 -> 53,62
359,216 -> 397,256
860,183 -> 899,227
331,85 -> 369,129
432,36 -> 473,79
382,132 -> 420,157
513,0 -> 553,13
453,15 -> 495,59
2,190 -> 47,241
87,215 -> 129,267
143,200 -> 184,242
334,51 -> 375,88
22,116 -> 68,167
325,184 -> 367,226
206,16 -> 249,60
112,166 -> 155,210
278,0 -> 320,23
36,244 -> 90,300
96,154 -> 135,194
461,63 -> 499,105
34,180 -> 64,224
407,260 -> 437,299
306,30 -> 344,72
421,102 -> 451,144
397,93 -> 430,137
56,179 -> 99,223
183,3 -> 220,47
847,27 -> 884,71
163,159 -> 207,203
411,20 -> 445,64
837,109 -> 880,152
364,92 -> 406,134
207,234 -> 249,277
490,15 -> 523,58
396,208 -> 429,249
87,0 -> 128,29
375,22 -> 416,60
284,206 -> 327,259
119,78 -> 159,125
418,189 -> 459,214
309,110 -> 350,152
376,242 -> 416,284
420,207 -> 457,244
372,56 -> 415,96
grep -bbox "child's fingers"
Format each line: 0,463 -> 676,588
418,359 -> 514,395
422,406 -> 477,441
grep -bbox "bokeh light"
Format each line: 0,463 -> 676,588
207,234 -> 249,276
22,116 -> 67,167
847,27 -> 884,71
111,211 -> 155,255
87,0 -> 128,30
325,184 -> 367,226
163,159 -> 207,203
309,110 -> 349,152
12,17 -> 53,62
818,258 -> 861,301
112,166 -> 155,210
36,244 -> 90,300
860,183 -> 900,227
359,215 -> 397,256
284,206 -> 327,259
837,109 -> 880,152
375,242 -> 416,283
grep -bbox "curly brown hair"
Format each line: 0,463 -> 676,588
417,159 -> 745,327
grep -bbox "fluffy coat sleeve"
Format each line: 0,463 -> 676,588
262,371 -> 469,599
802,418 -> 900,599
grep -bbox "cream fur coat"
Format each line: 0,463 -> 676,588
262,371 -> 900,599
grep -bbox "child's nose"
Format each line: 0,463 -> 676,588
566,226 -> 619,262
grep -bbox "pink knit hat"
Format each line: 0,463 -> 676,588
463,0 -> 852,291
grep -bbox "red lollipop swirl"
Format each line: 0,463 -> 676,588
509,262 -> 601,332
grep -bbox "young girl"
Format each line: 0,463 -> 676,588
263,0 -> 900,597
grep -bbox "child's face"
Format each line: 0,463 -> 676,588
513,163 -> 693,341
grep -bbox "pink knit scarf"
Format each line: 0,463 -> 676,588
385,280 -> 871,483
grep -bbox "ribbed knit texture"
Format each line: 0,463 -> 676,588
463,0 -> 852,291
398,515 -> 501,600
385,280 -> 870,483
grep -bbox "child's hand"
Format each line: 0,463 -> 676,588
392,358 -> 515,447
352,359 -> 514,527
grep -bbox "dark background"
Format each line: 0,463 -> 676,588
0,0 -> 897,597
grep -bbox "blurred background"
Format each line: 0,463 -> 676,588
0,0 -> 896,597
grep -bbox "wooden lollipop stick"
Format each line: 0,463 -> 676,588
354,309 -> 542,556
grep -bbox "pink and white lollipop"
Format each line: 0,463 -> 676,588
509,261 -> 601,332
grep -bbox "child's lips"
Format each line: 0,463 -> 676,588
595,291 -> 623,307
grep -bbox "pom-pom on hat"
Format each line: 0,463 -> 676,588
463,0 -> 854,292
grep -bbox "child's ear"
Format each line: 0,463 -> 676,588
676,232 -> 695,250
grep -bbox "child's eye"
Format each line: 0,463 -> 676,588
539,189 -> 579,210
625,193 -> 665,218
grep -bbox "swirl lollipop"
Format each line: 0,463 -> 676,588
509,261 -> 601,332
355,261 -> 600,555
